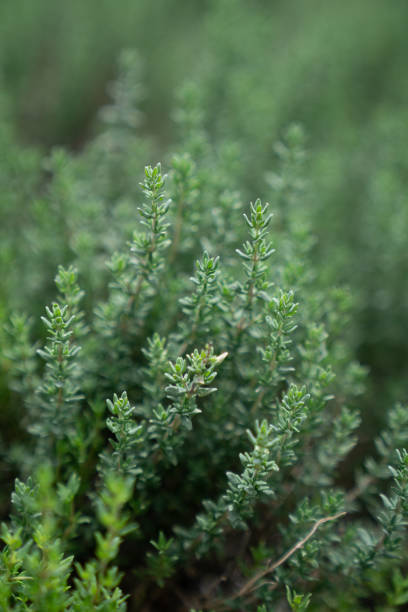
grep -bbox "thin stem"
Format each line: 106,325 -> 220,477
206,511 -> 346,611
238,511 -> 346,599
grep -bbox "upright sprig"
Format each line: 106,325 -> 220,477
222,199 -> 276,416
34,303 -> 83,466
103,392 -> 144,477
253,290 -> 298,413
236,199 -> 275,317
55,265 -> 87,339
105,164 -> 170,314
72,473 -> 134,611
93,164 -> 171,390
130,164 -> 171,287
177,251 -> 220,354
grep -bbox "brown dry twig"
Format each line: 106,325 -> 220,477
205,510 -> 346,611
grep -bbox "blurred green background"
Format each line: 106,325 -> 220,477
1,0 -> 408,447
0,0 -> 207,148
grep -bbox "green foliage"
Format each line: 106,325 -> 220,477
286,586 -> 312,611
1,14 -> 408,609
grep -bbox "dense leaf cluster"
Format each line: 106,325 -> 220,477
0,44 -> 407,612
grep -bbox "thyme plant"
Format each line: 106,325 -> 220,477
0,51 -> 407,612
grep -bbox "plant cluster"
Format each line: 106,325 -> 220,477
0,42 -> 407,612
